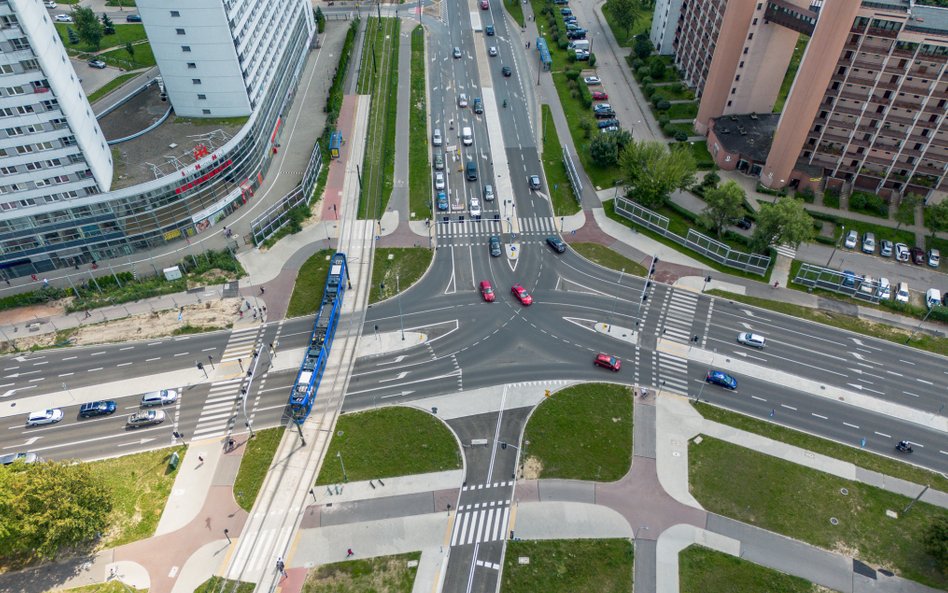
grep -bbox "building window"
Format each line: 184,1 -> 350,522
727,100 -> 732,107
747,33 -> 754,40
171,10 -> 181,17
202,109 -> 211,115
752,18 -> 758,25
182,45 -> 191,52
730,88 -> 736,95
197,94 -> 207,100
192,79 -> 201,84
735,75 -> 740,81
187,62 -> 196,69
742,47 -> 748,55
176,28 -> 186,35
739,61 -> 744,68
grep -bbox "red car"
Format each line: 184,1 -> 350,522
591,91 -> 608,100
480,280 -> 495,302
511,283 -> 533,305
594,353 -> 621,371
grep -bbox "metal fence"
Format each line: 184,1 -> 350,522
613,196 -> 771,276
250,142 -> 324,245
793,262 -> 883,303
562,147 -> 583,205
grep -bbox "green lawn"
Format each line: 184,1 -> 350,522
98,42 -> 156,69
357,18 -> 400,220
408,26 -> 432,221
774,35 -> 809,113
679,545 -> 816,593
806,211 -> 916,247
54,23 -> 147,53
286,250 -> 334,318
233,428 -> 285,512
503,0 -> 526,28
370,247 -> 433,304
682,140 -> 714,169
923,205 -> 948,233
689,436 -> 948,589
705,289 -> 948,356
193,577 -> 253,593
601,1 -> 652,47
653,84 -> 696,101
665,123 -> 696,136
541,105 -> 580,216
501,539 -> 633,593
895,197 -> 918,226
302,553 -> 420,593
693,402 -> 948,492
666,102 -> 699,120
87,72 -> 139,103
53,583 -> 146,593
105,0 -> 137,6
315,407 -> 461,484
88,445 -> 185,548
570,243 -> 647,277
523,383 -> 632,481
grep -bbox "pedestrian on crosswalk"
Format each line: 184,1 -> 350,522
276,557 -> 287,578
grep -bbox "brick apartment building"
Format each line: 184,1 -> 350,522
652,0 -> 947,203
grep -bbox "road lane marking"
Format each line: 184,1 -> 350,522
28,377 -> 44,382
90,351 -> 105,356
120,347 -> 134,351
875,431 -> 891,438
811,413 -> 827,420
843,422 -> 859,429
751,395 -> 767,402
916,378 -> 933,385
899,359 -> 916,365
202,347 -> 217,352
780,404 -> 797,411
148,342 -> 162,346
58,372 -> 73,377
146,357 -> 160,362
87,367 -> 102,372
117,362 -> 133,367
32,361 -> 48,366
903,391 -> 920,398
886,370 -> 903,377
173,352 -> 189,357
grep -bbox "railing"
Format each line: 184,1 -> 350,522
613,196 -> 771,276
249,141 -> 323,245
793,262 -> 882,303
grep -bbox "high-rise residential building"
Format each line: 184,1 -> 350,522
0,0 -> 112,214
0,0 -> 315,279
138,0 -> 314,118
650,0 -> 685,55
656,0 -> 946,201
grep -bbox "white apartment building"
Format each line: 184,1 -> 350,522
650,0 -> 685,55
0,0 -> 112,215
138,0 -> 315,118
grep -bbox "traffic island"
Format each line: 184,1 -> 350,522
679,545 -> 818,593
299,552 -> 420,593
500,539 -> 633,593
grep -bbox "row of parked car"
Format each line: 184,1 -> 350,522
840,230 -> 943,307
843,230 -> 940,268
23,389 -> 178,429
560,4 -> 621,134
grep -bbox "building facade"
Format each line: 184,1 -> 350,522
0,0 -> 315,279
0,0 -> 112,218
650,0 -> 685,55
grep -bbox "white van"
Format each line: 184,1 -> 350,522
569,40 -> 590,51
461,126 -> 473,146
925,288 -> 942,309
895,282 -> 909,304
877,277 -> 891,300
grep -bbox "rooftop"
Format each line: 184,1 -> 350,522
709,113 -> 781,162
909,4 -> 948,34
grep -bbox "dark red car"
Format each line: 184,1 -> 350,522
594,353 -> 621,371
511,283 -> 533,305
480,280 -> 495,302
910,246 -> 926,265
591,91 -> 608,100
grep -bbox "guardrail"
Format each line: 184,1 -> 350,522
792,262 -> 883,303
613,195 -> 771,276
250,141 -> 323,245
562,147 -> 583,205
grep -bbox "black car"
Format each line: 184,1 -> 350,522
546,236 -> 566,253
567,30 -> 586,40
910,246 -> 926,265
79,400 -> 117,418
735,217 -> 752,230
501,65 -> 512,77
485,25 -> 495,36
125,14 -> 142,22
489,236 -> 502,257
597,119 -> 620,128
594,110 -> 616,119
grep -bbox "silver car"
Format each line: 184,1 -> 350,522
434,171 -> 445,190
432,128 -> 442,146
26,409 -> 64,427
483,184 -> 495,201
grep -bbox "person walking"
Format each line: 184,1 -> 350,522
346,548 -> 354,558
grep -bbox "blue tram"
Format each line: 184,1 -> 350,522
289,252 -> 348,422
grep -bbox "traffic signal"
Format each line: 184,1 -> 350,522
649,263 -> 657,275
196,362 -> 204,370
705,275 -> 712,283
642,293 -> 648,302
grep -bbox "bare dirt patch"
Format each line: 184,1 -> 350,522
522,456 -> 543,480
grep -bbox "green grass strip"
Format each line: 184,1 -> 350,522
369,247 -> 433,303
501,539 -> 633,593
304,552 -> 421,592
679,545 -> 815,593
541,104 -> 580,216
570,243 -> 646,276
503,0 -> 525,28
286,250 -> 334,318
408,25 -> 432,221
233,428 -> 285,512
87,72 -> 140,103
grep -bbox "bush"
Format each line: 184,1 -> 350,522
640,76 -> 654,86
823,188 -> 840,208
643,83 -> 655,98
637,66 -> 651,79
564,68 -> 580,81
658,115 -> 670,127
633,34 -> 653,59
589,53 -> 596,67
578,83 -> 593,108
631,57 -> 644,71
702,171 -> 720,188
567,51 -> 576,63
674,130 -> 689,142
662,123 -> 676,136
651,94 -> 667,108
796,187 -> 815,203
655,99 -> 671,111
849,191 -> 888,217
649,60 -> 667,79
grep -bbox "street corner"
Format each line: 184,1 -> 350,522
506,242 -> 521,259
106,561 -> 151,591
560,209 -> 587,233
378,210 -> 400,236
357,330 -> 428,358
673,275 -> 748,296
276,566 -> 307,593
168,539 -> 236,593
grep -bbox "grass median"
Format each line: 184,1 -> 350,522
286,250 -> 334,318
315,407 -> 460,485
570,243 -> 647,276
503,0 -> 526,28
194,577 -> 254,593
370,247 -> 433,304
55,584 -> 146,593
689,435 -> 948,589
704,289 -> 948,356
523,383 -> 632,481
541,104 -> 580,216
88,72 -> 140,103
233,428 -> 285,512
679,545 -> 815,593
501,539 -> 633,593
408,25 -> 432,221
302,552 -> 420,593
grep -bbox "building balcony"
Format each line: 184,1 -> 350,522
865,154 -> 895,167
852,59 -> 883,71
821,131 -> 851,143
892,99 -> 922,110
901,84 -> 932,96
866,27 -> 899,39
840,89 -> 869,102
885,113 -> 915,126
915,164 -> 945,177
833,104 -> 864,117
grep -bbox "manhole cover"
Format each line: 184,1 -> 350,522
840,488 -> 849,496
830,517 -> 839,525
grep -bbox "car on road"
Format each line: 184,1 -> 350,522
485,25 -> 495,36
511,283 -> 533,305
879,240 -> 893,257
483,184 -> 495,202
502,65 -> 512,77
489,235 -> 502,257
843,229 -> 857,249
481,0 -> 489,8
861,232 -> 875,254
0,452 -> 40,466
546,236 -> 566,253
434,171 -> 445,190
44,1 -> 56,8
489,46 -> 498,57
910,246 -> 926,265
895,242 -> 910,262
594,353 -> 621,371
458,93 -> 468,108
480,280 -> 495,302
583,76 -> 601,85
927,248 -> 940,267
88,59 -> 107,69
125,14 -> 142,22
432,128 -> 442,146
55,14 -> 72,22
469,197 -> 482,217
453,46 -> 462,59
706,370 -> 737,390
437,192 -> 448,211
473,97 -> 483,114
434,153 -> 444,170
141,389 -> 178,407
127,410 -> 165,428
591,91 -> 608,100
895,281 -> 910,303
79,401 -> 117,418
528,174 -> 541,190
26,408 -> 64,427
736,332 -> 766,348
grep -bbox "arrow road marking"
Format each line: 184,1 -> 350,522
2,436 -> 40,450
118,438 -> 157,447
379,372 -> 409,383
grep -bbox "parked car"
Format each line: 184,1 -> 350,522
88,59 -> 107,69
546,236 -> 566,253
127,410 -> 165,428
26,408 -> 64,427
511,283 -> 533,305
528,175 -> 541,190
560,8 -> 573,16
910,246 -> 926,265
567,30 -> 587,40
594,353 -> 621,372
894,242 -> 910,262
880,240 -> 893,257
597,119 -> 620,128
706,370 -> 737,390
489,46 -> 498,57
591,91 -> 608,100
489,235 -> 502,257
575,50 -> 590,61
480,280 -> 495,302
594,103 -> 613,112
583,76 -> 601,85
841,270 -> 856,288
735,217 -> 753,230
859,275 -> 875,295
43,1 -> 57,8
125,14 -> 142,22
55,14 -> 72,22
594,109 -> 616,119
843,229 -> 858,249
895,281 -> 910,303
79,401 -> 117,418
599,125 -> 620,133
877,277 -> 892,299
0,452 -> 40,466
925,288 -> 942,309
927,248 -> 940,268
502,65 -> 512,77
437,192 -> 448,211
861,232 -> 875,254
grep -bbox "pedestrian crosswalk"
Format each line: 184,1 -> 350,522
656,351 -> 689,395
436,216 -> 560,240
461,481 -> 513,492
220,326 -> 262,363
660,289 -> 698,345
192,326 -> 263,440
450,500 -> 510,547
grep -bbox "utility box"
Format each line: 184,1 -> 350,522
163,266 -> 182,281
168,451 -> 180,470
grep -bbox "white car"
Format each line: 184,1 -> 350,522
44,1 -> 57,8
928,248 -> 940,267
843,229 -> 857,249
26,408 -> 64,427
895,282 -> 910,303
861,232 -> 875,254
736,332 -> 766,349
458,93 -> 468,108
55,14 -> 72,22
469,197 -> 482,217
894,242 -> 910,262
583,76 -> 601,85
489,46 -> 498,57
877,277 -> 891,300
432,128 -> 442,146
434,171 -> 445,190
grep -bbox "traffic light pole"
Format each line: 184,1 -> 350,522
636,255 -> 658,319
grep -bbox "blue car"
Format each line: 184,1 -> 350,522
706,370 -> 737,390
485,25 -> 495,36
437,192 -> 448,211
842,270 -> 856,288
79,400 -> 117,418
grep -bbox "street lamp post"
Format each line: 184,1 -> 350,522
695,349 -> 716,402
397,274 -> 405,341
337,451 -> 348,482
905,305 -> 936,345
608,268 -> 625,329
825,225 -> 845,268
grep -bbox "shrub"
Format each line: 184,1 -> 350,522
649,60 -> 667,79
823,187 -> 840,208
564,68 -> 580,81
849,191 -> 888,217
637,66 -> 651,79
655,99 -> 671,111
651,94 -> 667,108
631,58 -> 644,71
578,83 -> 593,108
640,76 -> 654,86
578,117 -> 594,139
567,51 -> 576,63
662,123 -> 676,136
674,130 -> 689,142
702,171 -> 720,188
643,83 -> 655,98
633,34 -> 653,59
658,115 -> 670,127
589,53 -> 596,67
796,187 -> 816,203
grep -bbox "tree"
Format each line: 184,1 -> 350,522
125,42 -> 135,58
633,34 -> 653,59
610,0 -> 639,42
619,139 -> 696,209
578,116 -> 595,140
67,27 -> 80,45
73,7 -> 104,51
749,197 -> 815,253
314,7 -> 326,34
100,13 -> 115,36
924,199 -> 948,237
700,180 -> 746,238
923,516 -> 948,574
649,59 -> 667,80
0,461 -> 112,559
